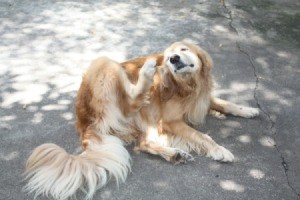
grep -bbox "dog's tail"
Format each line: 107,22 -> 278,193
23,134 -> 131,200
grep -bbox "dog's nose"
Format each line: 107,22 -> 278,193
170,55 -> 180,64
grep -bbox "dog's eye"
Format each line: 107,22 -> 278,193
181,48 -> 188,51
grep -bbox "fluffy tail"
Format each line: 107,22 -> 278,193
23,134 -> 131,200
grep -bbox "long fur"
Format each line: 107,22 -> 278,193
185,44 -> 213,125
24,135 -> 130,200
24,41 -> 259,199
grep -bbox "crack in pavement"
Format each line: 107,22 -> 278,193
221,0 -> 300,198
235,44 -> 268,120
237,44 -> 300,198
221,0 -> 238,34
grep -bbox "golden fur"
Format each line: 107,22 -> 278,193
24,41 -> 259,199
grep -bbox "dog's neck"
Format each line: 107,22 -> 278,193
158,66 -> 199,100
174,72 -> 198,97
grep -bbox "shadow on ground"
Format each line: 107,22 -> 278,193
0,0 -> 299,199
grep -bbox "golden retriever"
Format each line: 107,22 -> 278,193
24,41 -> 259,199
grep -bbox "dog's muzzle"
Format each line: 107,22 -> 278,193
170,54 -> 194,72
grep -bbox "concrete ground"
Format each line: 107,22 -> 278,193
0,0 -> 299,199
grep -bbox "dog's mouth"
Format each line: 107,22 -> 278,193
167,54 -> 194,73
172,62 -> 194,72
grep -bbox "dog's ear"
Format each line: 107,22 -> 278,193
197,47 -> 213,77
159,67 -> 176,101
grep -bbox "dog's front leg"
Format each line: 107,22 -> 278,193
210,97 -> 259,118
163,120 -> 234,162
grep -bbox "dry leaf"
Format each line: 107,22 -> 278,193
99,36 -> 106,42
89,29 -> 97,35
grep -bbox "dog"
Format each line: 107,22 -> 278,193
24,41 -> 259,199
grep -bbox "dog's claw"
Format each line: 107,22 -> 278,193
140,58 -> 157,79
172,149 -> 194,165
208,145 -> 234,162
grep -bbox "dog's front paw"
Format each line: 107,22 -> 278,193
238,106 -> 259,118
171,149 -> 194,165
208,145 -> 234,162
140,58 -> 157,79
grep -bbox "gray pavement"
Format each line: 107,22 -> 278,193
0,0 -> 299,199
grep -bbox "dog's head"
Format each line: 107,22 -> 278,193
163,41 -> 213,77
158,41 -> 213,100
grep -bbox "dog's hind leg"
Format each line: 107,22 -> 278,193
135,125 -> 194,164
120,58 -> 157,113
210,97 -> 259,118
136,141 -> 194,164
123,58 -> 156,100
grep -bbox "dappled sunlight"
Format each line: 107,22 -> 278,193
48,91 -> 65,99
57,99 -> 72,105
0,151 -> 19,161
224,120 -> 241,128
0,1 -> 167,112
260,87 -> 290,106
1,83 -> 49,108
276,51 -> 291,59
211,22 -> 266,46
41,104 -> 68,111
0,115 -> 16,122
230,82 -> 251,92
31,112 -> 43,124
211,24 -> 238,41
153,181 -> 169,188
100,190 -> 113,199
249,169 -> 265,180
213,25 -> 229,33
0,0 -> 299,199
216,119 -> 242,138
61,112 -> 74,121
208,162 -> 221,171
220,180 -> 245,192
146,126 -> 169,146
1,0 -> 292,115
147,126 -> 160,142
219,127 -> 233,138
213,81 -> 256,105
214,77 -> 293,117
237,134 -> 252,144
26,105 -> 39,112
259,136 -> 276,147
240,33 -> 267,45
255,57 -> 270,74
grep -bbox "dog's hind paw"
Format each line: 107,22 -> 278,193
171,149 -> 194,165
209,109 -> 226,119
208,145 -> 234,162
140,58 -> 157,79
